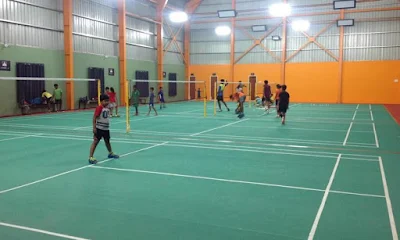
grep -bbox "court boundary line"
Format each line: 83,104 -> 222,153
343,122 -> 353,146
0,124 -> 377,146
91,164 -> 384,198
0,134 -> 39,142
370,107 -> 374,121
0,130 -> 379,162
370,107 -> 380,148
3,127 -> 375,149
0,130 -> 380,161
73,115 -> 159,130
0,142 -> 168,195
0,221 -> 90,240
379,156 -> 399,240
190,118 -> 250,136
308,154 -> 341,240
228,125 -> 373,133
372,123 -> 380,148
0,114 -> 378,126
352,106 -> 358,121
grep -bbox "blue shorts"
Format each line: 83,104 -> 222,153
160,98 -> 165,103
149,103 -> 154,107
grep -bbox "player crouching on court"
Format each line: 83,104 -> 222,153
230,90 -> 246,119
88,94 -> 119,164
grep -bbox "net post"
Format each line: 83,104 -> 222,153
97,79 -> 101,106
125,79 -> 130,133
255,81 -> 258,107
248,82 -> 252,108
214,81 -> 217,116
203,83 -> 207,117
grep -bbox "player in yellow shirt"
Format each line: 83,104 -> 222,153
42,89 -> 53,112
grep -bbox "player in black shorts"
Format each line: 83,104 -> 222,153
278,85 -> 290,125
89,94 -> 119,164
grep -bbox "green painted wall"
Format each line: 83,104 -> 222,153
164,64 -> 186,102
0,45 -> 186,116
73,53 -> 119,109
126,61 -> 185,102
0,46 -> 64,116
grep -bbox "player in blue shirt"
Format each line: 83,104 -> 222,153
217,79 -> 230,112
147,87 -> 158,116
158,87 -> 166,109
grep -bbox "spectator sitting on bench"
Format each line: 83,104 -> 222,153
42,89 -> 53,112
20,98 -> 31,115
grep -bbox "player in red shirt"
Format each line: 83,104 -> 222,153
108,87 -> 119,117
88,94 -> 119,164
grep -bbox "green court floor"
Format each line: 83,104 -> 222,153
0,102 -> 399,240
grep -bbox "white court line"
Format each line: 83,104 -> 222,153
229,125 -> 373,133
352,109 -> 358,121
90,166 -> 323,193
370,108 -> 374,121
0,130 -> 378,162
0,142 -> 168,195
197,131 -> 375,146
379,157 -> 399,240
357,104 -> 360,110
0,134 -> 39,142
308,154 -> 342,240
190,118 -> 249,136
92,165 -> 383,198
0,125 -> 377,148
372,123 -> 380,148
343,122 -> 353,146
0,221 -> 90,240
165,142 -> 377,162
369,104 -> 371,110
259,103 -> 301,116
329,190 -> 384,198
73,116 -> 159,130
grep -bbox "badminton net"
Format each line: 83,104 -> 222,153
125,79 -> 207,132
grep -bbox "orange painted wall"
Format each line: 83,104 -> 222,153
285,62 -> 339,103
342,61 -> 400,104
189,65 -> 230,99
190,61 -> 400,104
190,64 -> 281,99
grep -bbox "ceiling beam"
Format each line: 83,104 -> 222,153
157,0 -> 169,12
185,0 -> 203,14
191,6 -> 400,23
146,0 -> 180,11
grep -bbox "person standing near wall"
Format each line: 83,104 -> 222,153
53,84 -> 63,112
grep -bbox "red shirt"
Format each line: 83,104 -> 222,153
108,92 -> 116,103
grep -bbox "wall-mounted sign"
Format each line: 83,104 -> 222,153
108,68 -> 114,76
0,60 -> 10,71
